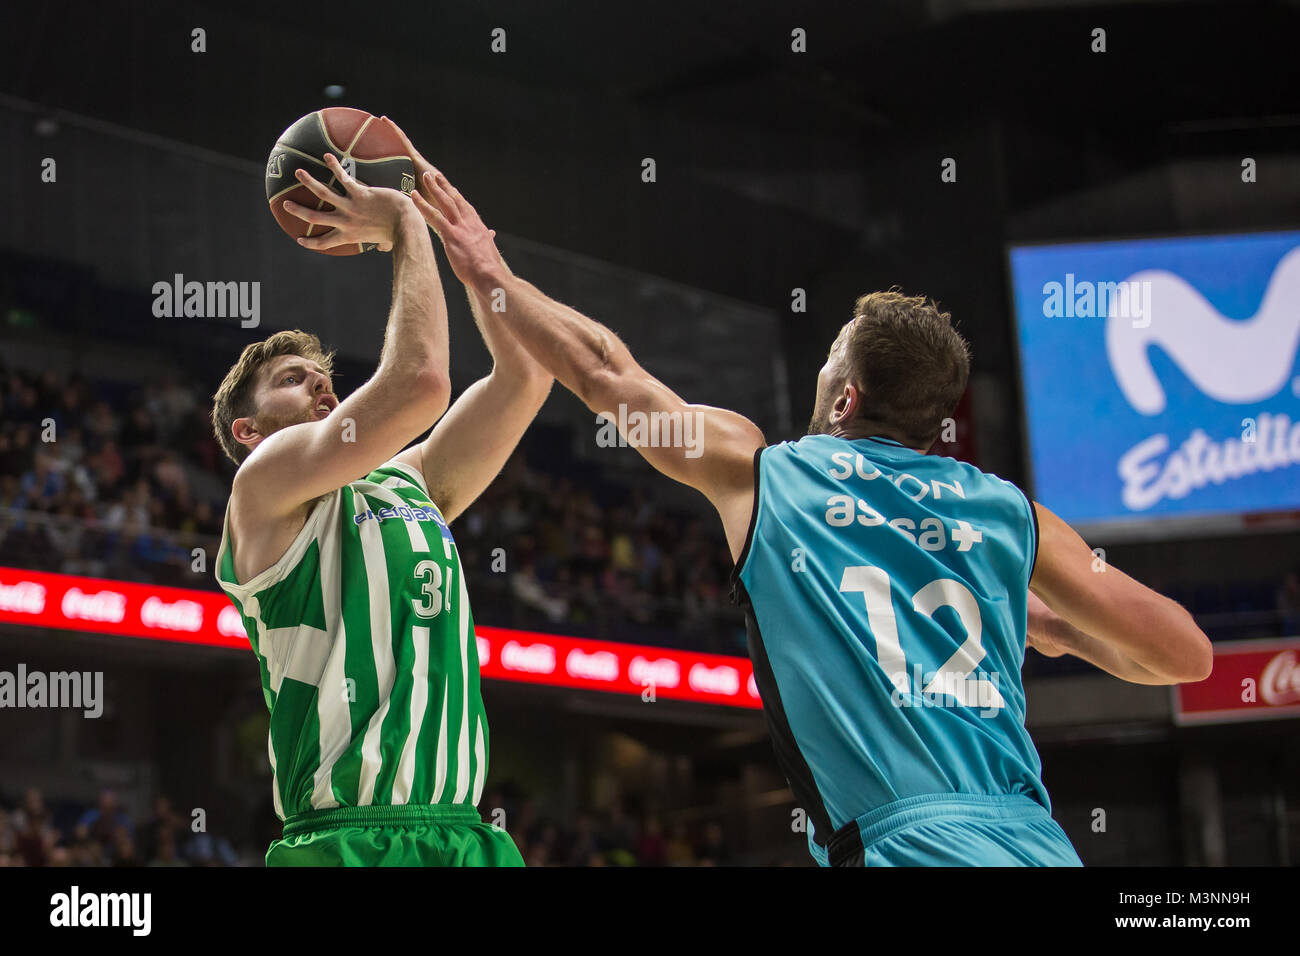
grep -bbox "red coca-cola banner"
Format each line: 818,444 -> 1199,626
0,566 -> 761,709
0,566 -> 248,648
473,625 -> 761,708
1173,637 -> 1300,725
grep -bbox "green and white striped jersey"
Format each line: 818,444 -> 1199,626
215,460 -> 489,822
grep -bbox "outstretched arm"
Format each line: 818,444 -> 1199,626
381,118 -> 552,523
402,159 -> 765,557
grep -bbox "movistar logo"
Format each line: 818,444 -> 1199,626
1106,246 -> 1300,415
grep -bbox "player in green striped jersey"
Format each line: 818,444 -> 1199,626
211,135 -> 551,866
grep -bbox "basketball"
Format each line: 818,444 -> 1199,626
265,107 -> 416,256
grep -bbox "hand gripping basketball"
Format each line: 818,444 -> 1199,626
282,153 -> 415,253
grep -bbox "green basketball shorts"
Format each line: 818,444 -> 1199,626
266,804 -> 525,867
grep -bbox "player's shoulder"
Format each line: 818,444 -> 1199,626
360,458 -> 431,495
940,455 -> 1032,511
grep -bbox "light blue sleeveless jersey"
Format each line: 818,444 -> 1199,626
732,434 -> 1077,866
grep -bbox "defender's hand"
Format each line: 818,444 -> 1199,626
378,118 -> 507,285
282,152 -> 416,252
414,168 -> 507,286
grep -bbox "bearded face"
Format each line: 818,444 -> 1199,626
807,381 -> 835,435
240,355 -> 338,452
255,403 -> 316,435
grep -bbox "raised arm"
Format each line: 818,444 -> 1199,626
403,160 -> 765,557
381,119 -> 552,523
393,279 -> 554,522
233,154 -> 450,520
1028,502 -> 1213,684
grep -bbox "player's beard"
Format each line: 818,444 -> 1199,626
256,403 -> 315,438
807,391 -> 832,435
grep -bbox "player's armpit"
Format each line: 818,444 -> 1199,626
1029,502 -> 1213,684
391,369 -> 552,524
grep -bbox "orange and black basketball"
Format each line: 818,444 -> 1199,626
265,107 -> 415,256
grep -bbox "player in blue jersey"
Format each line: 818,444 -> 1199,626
411,168 -> 1214,866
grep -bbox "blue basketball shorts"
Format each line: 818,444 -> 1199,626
810,792 -> 1083,867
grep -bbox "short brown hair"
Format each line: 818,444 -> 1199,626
211,329 -> 336,466
839,290 -> 970,446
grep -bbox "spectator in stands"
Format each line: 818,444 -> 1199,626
57,376 -> 89,434
182,830 -> 239,867
0,471 -> 16,507
86,439 -> 126,500
66,831 -> 105,867
45,493 -> 87,561
10,380 -> 40,427
510,559 -> 569,623
103,478 -> 151,532
12,787 -> 60,867
184,497 -> 222,537
74,788 -> 135,854
16,451 -> 64,511
140,794 -> 186,862
188,400 -> 224,474
0,431 -> 23,480
146,828 -> 188,867
110,825 -> 139,866
153,450 -> 191,515
149,375 -> 196,442
119,403 -> 159,463
83,399 -> 120,448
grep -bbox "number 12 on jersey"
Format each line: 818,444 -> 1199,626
839,565 -> 1005,710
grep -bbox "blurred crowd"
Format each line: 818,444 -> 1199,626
0,356 -> 746,652
486,790 -> 739,866
0,784 -> 764,867
455,469 -> 746,654
0,360 -> 224,584
0,787 -> 240,867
